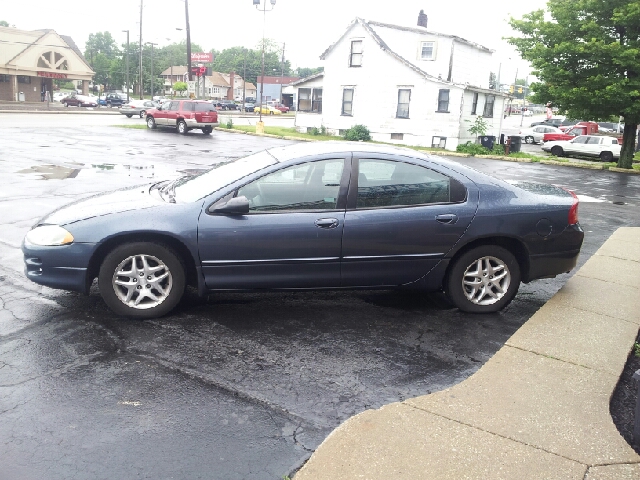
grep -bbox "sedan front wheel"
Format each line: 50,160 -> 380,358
98,242 -> 185,318
524,136 -> 534,144
146,116 -> 156,129
446,245 -> 521,313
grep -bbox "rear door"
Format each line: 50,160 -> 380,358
340,155 -> 478,287
166,100 -> 182,126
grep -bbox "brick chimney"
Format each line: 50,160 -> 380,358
417,10 -> 428,28
228,71 -> 235,100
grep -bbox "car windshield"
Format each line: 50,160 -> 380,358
172,150 -> 277,202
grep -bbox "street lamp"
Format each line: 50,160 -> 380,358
146,42 -> 158,99
254,0 -> 276,126
122,30 -> 130,103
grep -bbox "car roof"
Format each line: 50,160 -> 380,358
267,141 -> 432,163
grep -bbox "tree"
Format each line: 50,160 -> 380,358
489,72 -> 497,90
508,0 -> 640,168
0,20 -> 9,27
85,32 -> 119,58
173,81 -> 188,95
295,66 -> 323,78
212,43 -> 292,84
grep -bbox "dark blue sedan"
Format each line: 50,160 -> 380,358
22,143 -> 584,318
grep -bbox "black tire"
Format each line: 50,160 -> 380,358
524,136 -> 534,144
446,245 -> 521,313
177,120 -> 188,135
202,126 -> 212,135
64,102 -> 69,107
600,151 -> 614,162
98,242 -> 185,319
107,102 -> 112,108
139,110 -> 146,118
146,116 -> 156,129
550,146 -> 564,157
126,114 -> 133,118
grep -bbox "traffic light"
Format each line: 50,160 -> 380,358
517,87 -> 523,94
509,85 -> 514,94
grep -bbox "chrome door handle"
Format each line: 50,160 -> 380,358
435,214 -> 458,224
315,218 -> 339,229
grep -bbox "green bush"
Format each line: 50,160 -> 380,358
320,124 -> 327,135
343,124 -> 371,141
456,141 -> 491,155
309,127 -> 320,136
225,119 -> 233,129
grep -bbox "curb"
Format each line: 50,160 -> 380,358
475,154 -> 535,163
214,127 -> 316,142
295,227 -> 640,480
540,159 -> 605,170
609,166 -> 640,174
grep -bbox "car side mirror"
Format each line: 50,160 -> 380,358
209,196 -> 250,215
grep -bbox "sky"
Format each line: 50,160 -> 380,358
2,0 -> 550,81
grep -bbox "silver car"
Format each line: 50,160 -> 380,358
119,100 -> 159,118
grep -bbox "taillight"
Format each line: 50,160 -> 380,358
564,189 -> 579,225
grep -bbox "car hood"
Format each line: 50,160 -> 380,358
38,183 -> 166,226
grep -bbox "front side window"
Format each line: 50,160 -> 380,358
298,88 -> 311,111
356,159 -> 464,209
471,92 -> 478,115
342,88 -> 354,116
237,159 -> 344,212
437,89 -> 449,112
170,102 -> 181,111
586,136 -> 602,144
396,89 -> 411,118
420,41 -> 436,60
483,95 -> 495,117
350,40 -> 363,67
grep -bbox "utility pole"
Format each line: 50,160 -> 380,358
243,48 -> 246,109
280,42 -> 285,104
146,42 -> 157,99
139,0 -> 143,99
122,30 -> 130,102
185,0 -> 192,82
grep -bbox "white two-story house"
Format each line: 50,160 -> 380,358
293,14 -> 509,150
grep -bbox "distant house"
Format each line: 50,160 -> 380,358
220,73 -> 257,101
159,66 -> 256,100
256,75 -> 300,107
292,14 -> 509,150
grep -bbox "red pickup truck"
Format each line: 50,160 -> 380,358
145,100 -> 219,135
543,122 -> 598,142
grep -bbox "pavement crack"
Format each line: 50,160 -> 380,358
503,344 -> 619,376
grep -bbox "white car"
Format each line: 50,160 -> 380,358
542,135 -> 621,162
518,125 -> 563,144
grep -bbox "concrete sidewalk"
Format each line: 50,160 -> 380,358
295,228 -> 640,479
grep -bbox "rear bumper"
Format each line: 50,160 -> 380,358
185,119 -> 219,128
526,224 -> 584,282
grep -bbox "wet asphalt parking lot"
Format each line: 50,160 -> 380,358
1,113 -> 639,479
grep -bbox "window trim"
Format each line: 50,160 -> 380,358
396,89 -> 411,119
419,41 -> 436,61
471,92 -> 479,115
349,39 -> 363,67
298,87 -> 312,112
341,88 -> 354,116
347,157 -> 467,211
436,89 -> 450,113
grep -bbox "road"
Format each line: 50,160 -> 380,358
0,114 -> 638,479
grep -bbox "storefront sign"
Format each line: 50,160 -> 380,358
37,71 -> 68,79
191,52 -> 213,63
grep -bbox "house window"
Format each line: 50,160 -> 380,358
396,89 -> 411,118
390,133 -> 404,140
0,75 -> 9,82
483,95 -> 495,117
350,40 -> 363,67
420,41 -> 436,60
437,89 -> 449,112
312,88 -> 323,113
342,88 -> 354,115
298,88 -> 311,111
17,76 -> 31,84
471,92 -> 479,115
213,87 -> 219,94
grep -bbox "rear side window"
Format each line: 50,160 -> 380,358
356,159 -> 465,209
586,137 -> 602,144
194,103 -> 216,112
611,139 -> 618,145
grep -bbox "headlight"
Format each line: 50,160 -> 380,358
25,225 -> 74,246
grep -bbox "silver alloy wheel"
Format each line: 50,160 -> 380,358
140,110 -> 145,118
525,136 -> 534,144
178,121 -> 186,133
112,254 -> 173,310
461,256 -> 511,306
147,116 -> 155,128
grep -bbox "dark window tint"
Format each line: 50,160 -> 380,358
356,159 -> 464,208
483,95 -> 495,117
237,159 -> 344,212
471,92 -> 478,115
437,89 -> 449,112
194,103 -> 215,112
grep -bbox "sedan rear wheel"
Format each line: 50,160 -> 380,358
126,114 -> 133,118
600,151 -> 614,162
550,146 -> 564,157
139,110 -> 146,118
202,126 -> 212,135
524,136 -> 534,144
446,245 -> 521,313
98,242 -> 185,319
146,116 -> 156,129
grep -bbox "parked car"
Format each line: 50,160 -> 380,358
61,94 -> 97,107
244,102 -> 255,113
543,122 -> 600,142
518,125 -> 563,144
144,100 -> 219,134
530,117 -> 583,128
22,142 -> 584,319
220,100 -> 239,110
254,105 -> 282,115
542,135 -> 621,162
104,93 -> 128,108
119,100 -> 159,118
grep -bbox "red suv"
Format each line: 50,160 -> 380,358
145,100 -> 219,135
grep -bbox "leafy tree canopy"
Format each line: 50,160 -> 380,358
295,66 -> 323,79
0,20 -> 9,27
507,0 -> 640,168
212,43 -> 292,84
85,32 -> 119,58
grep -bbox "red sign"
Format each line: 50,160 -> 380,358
191,52 -> 213,63
37,71 -> 68,79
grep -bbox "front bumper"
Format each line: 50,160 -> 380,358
22,241 -> 97,294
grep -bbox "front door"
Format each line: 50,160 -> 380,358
341,156 -> 478,287
154,101 -> 171,125
197,157 -> 350,289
